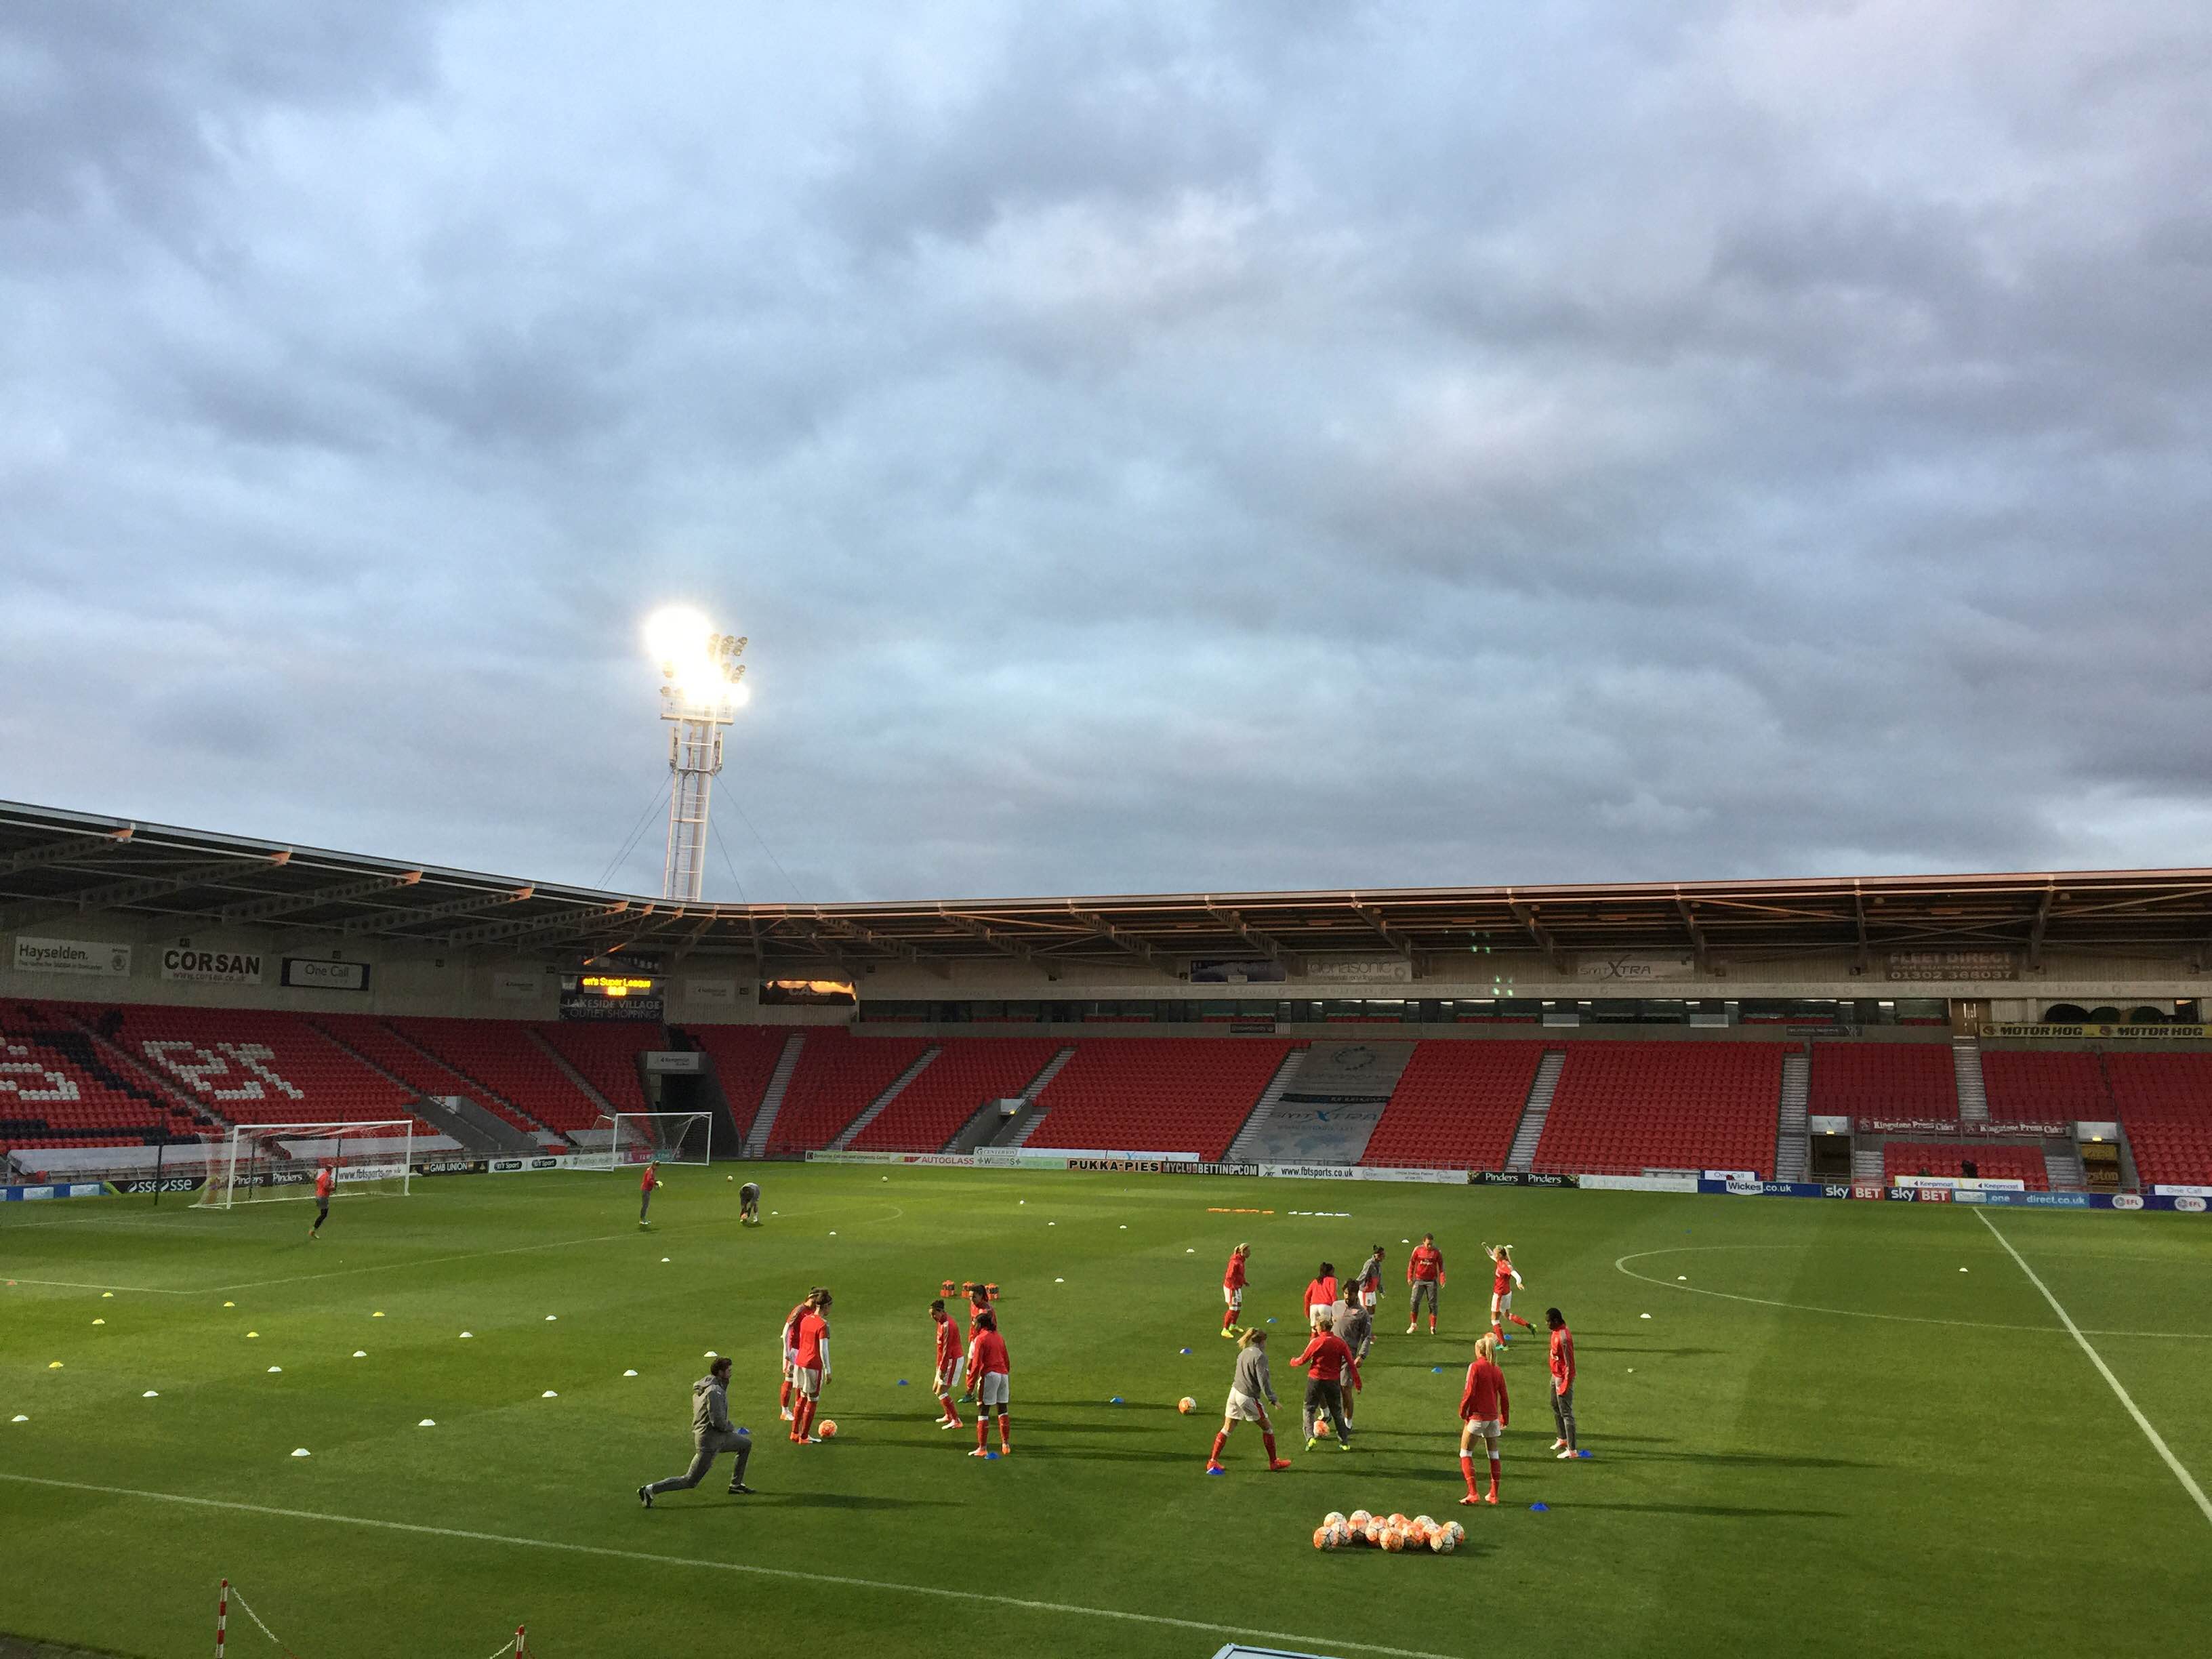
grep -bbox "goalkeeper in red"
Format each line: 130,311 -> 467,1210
1458,1332 -> 1509,1505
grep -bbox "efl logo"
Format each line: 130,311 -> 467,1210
2176,1195 -> 2207,1214
2111,1193 -> 2145,1210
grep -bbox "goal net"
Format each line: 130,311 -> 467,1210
193,1120 -> 415,1210
578,1111 -> 713,1171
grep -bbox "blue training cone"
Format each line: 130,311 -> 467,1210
897,1379 -> 908,1386
1180,1347 -> 1191,1354
1110,1395 -> 1124,1405
1530,1502 -> 1549,1512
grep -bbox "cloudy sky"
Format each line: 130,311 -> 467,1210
4,2 -> 2209,903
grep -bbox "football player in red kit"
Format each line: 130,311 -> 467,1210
930,1299 -> 965,1429
1485,1242 -> 1532,1343
1304,1262 -> 1339,1332
1221,1243 -> 1250,1336
779,1289 -> 821,1422
1458,1332 -> 1509,1505
788,1292 -> 832,1443
966,1310 -> 1012,1458
308,1161 -> 336,1238
1406,1233 -> 1445,1334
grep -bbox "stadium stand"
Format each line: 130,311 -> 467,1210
391,1017 -> 600,1134
311,1015 -> 544,1138
1532,1042 -> 1784,1177
1359,1040 -> 1549,1170
764,1031 -> 935,1155
849,1037 -> 1064,1153
2103,1052 -> 2212,1186
0,1001 -> 207,1153
1882,1141 -> 2049,1189
112,1005 -> 423,1133
537,1020 -> 661,1116
1024,1038 -> 1296,1160
1808,1042 -> 1957,1124
1979,1048 -> 2112,1125
678,1024 -> 791,1143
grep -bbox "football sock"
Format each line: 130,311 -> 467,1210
1210,1431 -> 1229,1464
1488,1456 -> 1501,1498
998,1413 -> 1012,1451
779,1381 -> 792,1412
975,1416 -> 989,1452
1491,1322 -> 1504,1341
1261,1431 -> 1278,1462
1460,1453 -> 1481,1500
1509,1313 -> 1532,1329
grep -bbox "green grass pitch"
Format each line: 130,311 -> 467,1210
3,1166 -> 2209,1658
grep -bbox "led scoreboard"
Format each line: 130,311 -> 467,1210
558,969 -> 665,1021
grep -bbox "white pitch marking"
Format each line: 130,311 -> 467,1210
1614,1247 -> 2212,1340
0,1473 -> 1466,1659
1973,1210 -> 2212,1528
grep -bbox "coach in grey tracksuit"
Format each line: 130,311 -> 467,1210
638,1357 -> 752,1504
1332,1298 -> 1372,1425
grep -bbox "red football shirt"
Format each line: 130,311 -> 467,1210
933,1317 -> 961,1370
315,1168 -> 334,1200
639,1166 -> 657,1193
1408,1245 -> 1444,1283
969,1330 -> 1010,1378
783,1301 -> 811,1349
1492,1258 -> 1517,1294
1305,1275 -> 1338,1307
1223,1253 -> 1247,1292
1290,1331 -> 1360,1387
1549,1326 -> 1575,1390
793,1311 -> 830,1369
1460,1358 -> 1509,1424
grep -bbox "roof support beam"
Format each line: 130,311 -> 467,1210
1206,905 -> 1296,971
816,911 -> 950,979
217,870 -> 422,925
0,852 -> 290,933
336,885 -> 535,937
1507,899 -> 1568,972
1675,891 -> 1708,971
939,909 -> 1035,963
444,901 -> 631,949
3,826 -> 134,876
1349,901 -> 1416,962
2026,882 -> 2057,969
1065,905 -> 1166,971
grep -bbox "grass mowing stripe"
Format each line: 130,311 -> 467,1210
0,1473 -> 1465,1659
1973,1209 -> 2212,1527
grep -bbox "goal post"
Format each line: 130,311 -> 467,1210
192,1120 -> 415,1210
579,1111 -> 713,1171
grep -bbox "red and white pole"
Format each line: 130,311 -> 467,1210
215,1580 -> 228,1659
513,1624 -> 527,1656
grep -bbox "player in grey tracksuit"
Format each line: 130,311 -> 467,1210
1332,1298 -> 1373,1426
637,1356 -> 753,1504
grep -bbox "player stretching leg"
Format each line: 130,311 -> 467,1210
779,1289 -> 821,1423
1221,1243 -> 1250,1337
638,1160 -> 658,1227
1208,1328 -> 1291,1473
1288,1312 -> 1359,1452
1458,1333 -> 1509,1506
638,1355 -> 754,1505
738,1181 -> 761,1225
1546,1306 -> 1578,1458
930,1298 -> 965,1429
789,1292 -> 832,1443
1304,1261 -> 1338,1334
966,1310 -> 1012,1457
1485,1243 -> 1530,1343
308,1160 -> 335,1238
1407,1233 -> 1445,1334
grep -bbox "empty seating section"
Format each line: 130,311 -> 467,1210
392,1018 -> 598,1133
538,1021 -> 661,1116
851,1038 -> 1064,1153
311,1016 -> 541,1138
681,1025 -> 791,1141
1534,1043 -> 1783,1177
115,1006 -> 420,1132
1,1001 -> 205,1152
766,1032 -> 936,1154
1808,1044 -> 1957,1123
1980,1050 -> 2111,1125
1359,1042 -> 1549,1169
2104,1053 -> 2212,1187
1027,1040 -> 1294,1160
1883,1142 -> 2048,1189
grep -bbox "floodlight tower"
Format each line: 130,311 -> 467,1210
644,607 -> 750,902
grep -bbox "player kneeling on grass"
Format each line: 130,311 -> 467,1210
966,1309 -> 1012,1457
930,1298 -> 966,1429
1546,1307 -> 1578,1458
1207,1328 -> 1291,1474
1289,1312 -> 1359,1452
1458,1332 -> 1509,1506
790,1292 -> 833,1444
739,1181 -> 761,1225
638,1355 -> 754,1506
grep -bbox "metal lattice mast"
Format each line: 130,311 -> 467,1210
647,611 -> 749,903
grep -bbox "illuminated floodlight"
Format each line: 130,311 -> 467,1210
644,607 -> 750,901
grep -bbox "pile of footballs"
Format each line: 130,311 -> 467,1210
1313,1509 -> 1462,1553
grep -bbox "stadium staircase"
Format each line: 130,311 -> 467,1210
829,1045 -> 941,1149
1225,1046 -> 1324,1164
66,1013 -> 229,1135
1504,1050 -> 1565,1173
989,1048 -> 1077,1149
1774,1051 -> 1810,1182
741,1033 -> 806,1157
1952,1038 -> 1989,1125
308,1022 -> 522,1155
378,1023 -> 556,1141
1850,1140 -> 1885,1183
529,1029 -> 615,1126
943,1045 -> 1073,1153
2043,1137 -> 2087,1191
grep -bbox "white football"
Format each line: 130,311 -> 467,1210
1431,1528 -> 1457,1554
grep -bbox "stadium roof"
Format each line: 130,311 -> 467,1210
4,798 -> 2211,977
